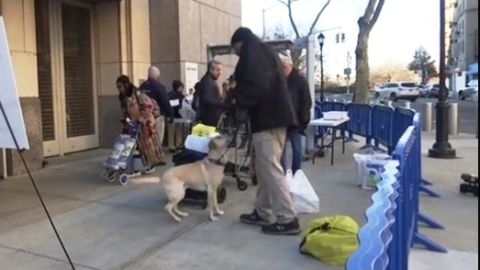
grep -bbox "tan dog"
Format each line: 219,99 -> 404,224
161,135 -> 229,222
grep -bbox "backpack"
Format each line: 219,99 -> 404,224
299,215 -> 359,266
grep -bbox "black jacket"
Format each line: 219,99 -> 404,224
197,72 -> 229,126
232,37 -> 298,133
139,78 -> 173,118
168,90 -> 184,118
287,68 -> 312,131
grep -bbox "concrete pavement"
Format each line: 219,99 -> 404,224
0,132 -> 477,270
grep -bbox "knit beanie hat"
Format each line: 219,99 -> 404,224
230,27 -> 256,45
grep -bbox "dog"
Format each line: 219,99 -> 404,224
161,135 -> 229,222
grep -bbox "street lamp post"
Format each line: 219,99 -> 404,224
428,0 -> 456,158
318,33 -> 325,102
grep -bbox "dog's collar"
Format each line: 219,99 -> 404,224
206,157 -> 227,166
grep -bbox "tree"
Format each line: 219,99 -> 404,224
408,47 -> 438,84
370,62 -> 418,87
276,0 -> 331,70
353,0 -> 385,104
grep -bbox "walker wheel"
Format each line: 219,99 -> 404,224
119,173 -> 129,186
251,175 -> 258,186
106,170 -> 116,183
237,179 -> 248,191
217,187 -> 227,204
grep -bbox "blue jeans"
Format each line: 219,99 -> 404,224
281,130 -> 303,174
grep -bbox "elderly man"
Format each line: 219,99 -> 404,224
229,27 -> 300,235
139,66 -> 174,164
197,60 -> 230,127
280,55 -> 312,174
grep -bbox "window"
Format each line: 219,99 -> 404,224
401,83 -> 416,88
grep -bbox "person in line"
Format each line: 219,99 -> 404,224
197,60 -> 231,127
139,66 -> 174,164
280,55 -> 312,174
116,75 -> 162,172
168,80 -> 185,152
229,27 -> 301,235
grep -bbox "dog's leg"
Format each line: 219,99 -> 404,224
212,186 -> 224,216
207,187 -> 218,221
174,206 -> 189,217
165,202 -> 182,222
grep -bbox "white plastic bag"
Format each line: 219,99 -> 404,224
179,99 -> 196,122
353,152 -> 392,190
287,169 -> 320,214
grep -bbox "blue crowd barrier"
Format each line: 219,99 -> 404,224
321,101 -> 347,112
371,105 -> 395,153
346,113 -> 446,270
346,103 -> 372,146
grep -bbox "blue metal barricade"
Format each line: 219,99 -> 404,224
346,103 -> 372,145
321,101 -> 346,112
347,113 -> 446,270
371,105 -> 394,153
392,107 -> 415,146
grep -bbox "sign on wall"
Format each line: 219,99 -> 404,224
185,62 -> 199,94
0,17 -> 29,150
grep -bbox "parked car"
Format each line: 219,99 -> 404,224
374,81 -> 420,102
419,84 -> 431,97
458,79 -> 478,100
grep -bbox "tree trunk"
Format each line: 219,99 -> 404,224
354,28 -> 370,104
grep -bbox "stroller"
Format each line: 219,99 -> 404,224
102,118 -> 152,185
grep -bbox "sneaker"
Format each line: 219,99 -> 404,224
239,210 -> 271,226
261,218 -> 301,235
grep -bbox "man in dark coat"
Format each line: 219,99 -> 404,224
280,55 -> 312,174
229,27 -> 300,235
197,60 -> 230,126
139,66 -> 174,164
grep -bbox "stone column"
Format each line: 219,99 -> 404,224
1,0 -> 43,176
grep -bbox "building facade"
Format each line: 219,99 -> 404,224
447,0 -> 478,87
0,0 -> 241,177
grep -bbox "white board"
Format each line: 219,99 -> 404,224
0,17 -> 29,150
185,62 -> 198,93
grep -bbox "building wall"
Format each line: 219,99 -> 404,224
150,0 -> 241,92
450,0 -> 478,71
1,0 -> 43,175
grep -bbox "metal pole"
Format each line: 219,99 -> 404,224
305,35 -> 316,156
404,101 -> 411,108
428,0 -> 456,158
423,102 -> 433,132
387,101 -> 393,107
448,103 -> 458,135
262,9 -> 266,39
320,44 -> 325,102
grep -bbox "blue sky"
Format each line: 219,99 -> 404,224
241,0 -> 440,77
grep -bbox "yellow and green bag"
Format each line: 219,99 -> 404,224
299,215 -> 359,265
191,123 -> 216,137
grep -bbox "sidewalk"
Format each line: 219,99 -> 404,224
0,133 -> 477,270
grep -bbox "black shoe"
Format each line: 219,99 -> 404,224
261,218 -> 301,235
239,210 -> 271,226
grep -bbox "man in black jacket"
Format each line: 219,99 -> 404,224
197,60 -> 230,127
280,55 -> 312,174
230,27 -> 300,235
139,66 -> 174,163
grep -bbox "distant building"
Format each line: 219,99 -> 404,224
447,0 -> 478,92
0,0 -> 241,176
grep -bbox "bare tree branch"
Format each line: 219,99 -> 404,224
363,0 -> 378,22
367,0 -> 385,31
276,0 -> 289,7
286,0 -> 301,38
308,0 -> 331,35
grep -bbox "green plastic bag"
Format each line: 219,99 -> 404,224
299,215 -> 359,265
